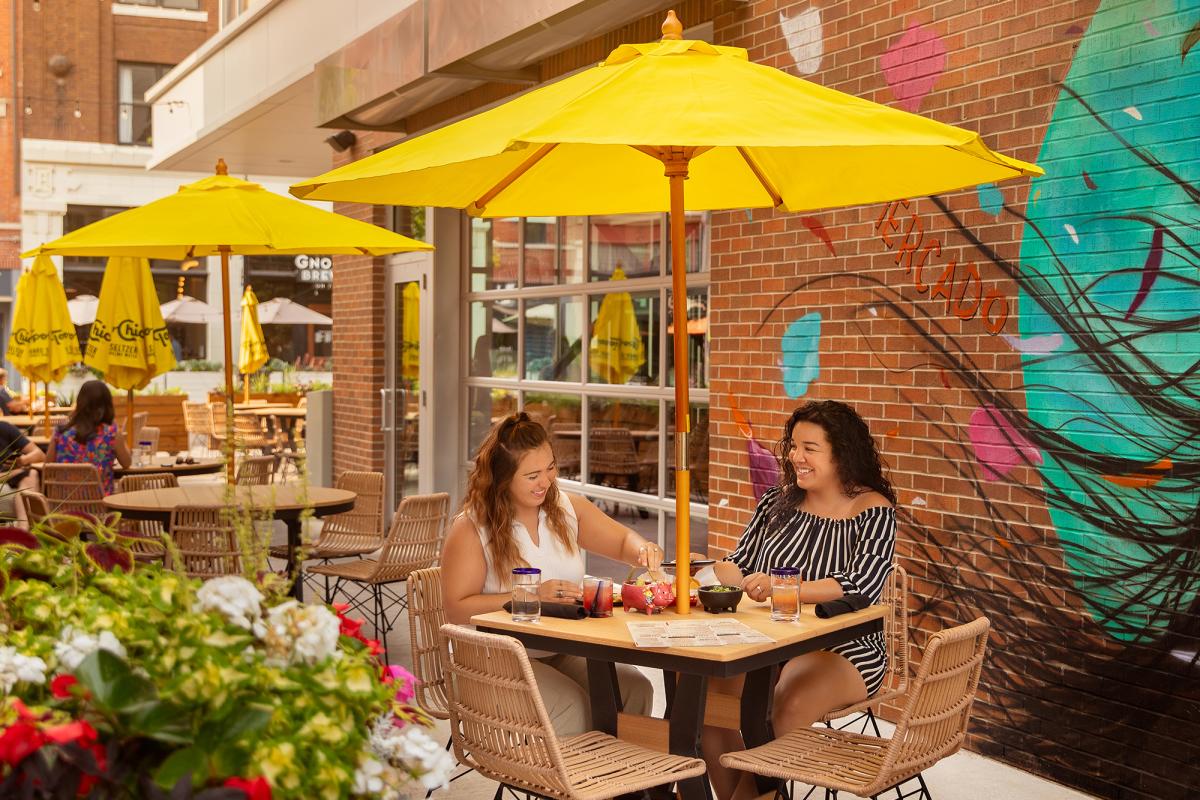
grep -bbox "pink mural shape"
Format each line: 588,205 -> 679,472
880,23 -> 948,112
968,404 -> 1043,480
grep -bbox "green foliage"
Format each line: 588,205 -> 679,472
177,359 -> 224,372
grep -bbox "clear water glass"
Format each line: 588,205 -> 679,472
511,567 -> 542,622
770,567 -> 801,623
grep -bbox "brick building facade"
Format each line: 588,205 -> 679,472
324,2 -> 1198,798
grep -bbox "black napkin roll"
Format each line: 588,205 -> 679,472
814,593 -> 870,619
501,600 -> 589,620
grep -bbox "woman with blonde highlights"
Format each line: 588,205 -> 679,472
442,412 -> 661,735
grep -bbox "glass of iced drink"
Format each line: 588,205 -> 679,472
583,576 -> 614,618
770,567 -> 801,623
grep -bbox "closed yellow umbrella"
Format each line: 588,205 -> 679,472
238,286 -> 270,401
589,267 -> 645,385
401,281 -> 420,384
85,256 -> 177,443
7,254 -> 83,435
292,11 -> 1042,611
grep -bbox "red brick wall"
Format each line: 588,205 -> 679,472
709,1 -> 1198,798
0,0 -> 20,270
17,0 -> 216,145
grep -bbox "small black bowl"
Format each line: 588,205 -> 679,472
698,585 -> 743,613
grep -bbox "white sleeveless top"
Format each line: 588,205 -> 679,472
474,488 -> 584,593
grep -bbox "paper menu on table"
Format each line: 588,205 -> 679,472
627,619 -> 775,648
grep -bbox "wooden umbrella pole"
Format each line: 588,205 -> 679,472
126,389 -> 135,448
665,150 -> 692,614
220,245 -> 235,481
43,382 -> 51,438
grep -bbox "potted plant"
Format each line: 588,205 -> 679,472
0,516 -> 452,798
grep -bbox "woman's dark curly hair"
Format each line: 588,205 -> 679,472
771,400 -> 895,521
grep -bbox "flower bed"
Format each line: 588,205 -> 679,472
0,518 -> 453,798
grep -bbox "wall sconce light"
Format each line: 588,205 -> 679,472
324,130 -> 357,153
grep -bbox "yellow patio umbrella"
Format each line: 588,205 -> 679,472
291,11 -> 1042,611
6,254 -> 83,435
401,281 -> 420,384
589,266 -> 645,385
238,286 -> 270,402
85,256 -> 177,444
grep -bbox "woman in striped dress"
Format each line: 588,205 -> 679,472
704,400 -> 896,800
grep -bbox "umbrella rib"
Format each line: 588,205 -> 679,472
473,143 -> 557,212
736,146 -> 783,208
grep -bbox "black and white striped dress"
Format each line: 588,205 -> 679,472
728,486 -> 896,696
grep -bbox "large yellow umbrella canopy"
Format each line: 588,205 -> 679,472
7,254 -> 82,385
589,267 -> 645,385
24,160 -> 431,396
291,12 -> 1042,611
238,287 -> 270,398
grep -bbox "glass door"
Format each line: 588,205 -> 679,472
385,255 -> 431,513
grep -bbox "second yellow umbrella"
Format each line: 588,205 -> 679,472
588,266 -> 645,385
85,256 -> 177,443
7,254 -> 82,434
238,286 -> 270,402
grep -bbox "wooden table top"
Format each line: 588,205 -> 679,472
473,600 -> 885,664
103,484 -> 354,516
246,407 -> 306,418
552,427 -> 659,440
233,402 -> 294,410
114,458 -> 225,477
1,415 -> 37,427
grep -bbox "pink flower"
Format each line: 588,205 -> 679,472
383,665 -> 418,704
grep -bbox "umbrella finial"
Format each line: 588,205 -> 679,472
215,158 -> 228,175
661,10 -> 683,40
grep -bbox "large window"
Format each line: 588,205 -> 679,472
118,63 -> 171,146
464,213 -> 710,570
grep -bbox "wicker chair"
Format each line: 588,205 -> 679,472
234,414 -> 273,455
115,473 -> 179,564
821,565 -> 909,736
309,492 -> 449,662
208,403 -> 232,448
720,616 -> 992,800
549,424 -> 580,480
41,463 -> 107,519
440,624 -> 707,799
267,471 -> 384,600
168,505 -> 241,580
408,567 -> 474,796
183,402 -> 214,452
119,411 -> 150,441
18,491 -> 50,529
235,455 -> 275,486
588,427 -> 640,491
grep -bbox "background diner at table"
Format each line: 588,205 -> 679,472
441,412 -> 668,736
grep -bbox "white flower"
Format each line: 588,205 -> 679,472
352,755 -> 386,795
369,716 -> 456,791
194,576 -> 265,634
54,626 -> 126,671
259,600 -> 341,666
0,646 -> 48,694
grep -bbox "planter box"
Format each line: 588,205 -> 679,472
112,394 -> 188,453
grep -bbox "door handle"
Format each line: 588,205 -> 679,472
380,388 -> 391,432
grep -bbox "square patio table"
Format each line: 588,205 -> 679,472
473,600 -> 885,800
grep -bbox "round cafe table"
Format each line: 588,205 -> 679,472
103,484 -> 355,600
114,458 -> 225,479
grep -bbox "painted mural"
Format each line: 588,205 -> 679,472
732,2 -> 1200,797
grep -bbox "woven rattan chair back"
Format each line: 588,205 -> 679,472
316,471 -> 384,552
881,564 -> 909,696
234,414 -> 271,451
407,567 -> 450,720
440,624 -> 575,796
120,411 -> 150,441
41,463 -> 107,517
588,427 -> 639,483
168,505 -> 241,580
19,491 -> 50,529
208,403 -> 231,442
116,473 -> 179,559
235,455 -> 275,486
371,492 -> 449,583
183,402 -> 212,437
877,616 -> 990,783
549,426 -> 580,479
